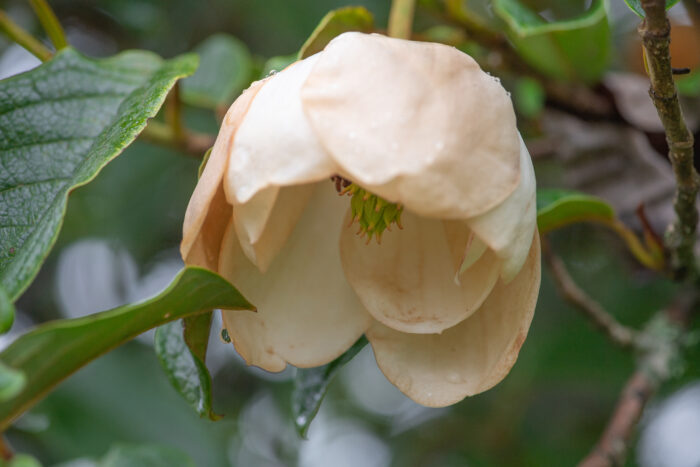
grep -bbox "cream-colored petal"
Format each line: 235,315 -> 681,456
367,234 -> 541,408
302,32 -> 521,219
233,184 -> 314,273
340,210 -> 500,334
219,182 -> 371,371
467,136 -> 537,282
181,79 -> 266,263
442,220 -> 488,284
225,55 -> 338,205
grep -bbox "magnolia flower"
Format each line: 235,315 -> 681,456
181,32 -> 540,407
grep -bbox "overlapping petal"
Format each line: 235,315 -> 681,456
301,32 -> 521,220
181,79 -> 265,267
339,210 -> 501,334
466,136 -> 537,281
225,54 -> 337,205
219,182 -> 372,370
366,234 -> 541,407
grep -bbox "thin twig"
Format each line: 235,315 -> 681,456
0,9 -> 52,61
578,293 -> 695,467
543,240 -> 638,349
578,371 -> 655,467
638,0 -> 699,280
28,0 -> 67,50
388,0 -> 416,40
140,121 -> 214,158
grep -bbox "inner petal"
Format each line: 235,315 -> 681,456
339,209 -> 501,334
219,182 -> 371,371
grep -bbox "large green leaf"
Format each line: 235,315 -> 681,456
181,34 -> 252,109
0,266 -> 253,430
0,286 -> 13,334
536,188 -> 615,233
154,312 -> 220,420
292,336 -> 368,437
494,0 -> 610,83
0,47 -> 197,303
298,6 -> 374,59
622,0 -> 680,17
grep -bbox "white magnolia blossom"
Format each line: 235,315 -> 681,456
181,32 -> 541,407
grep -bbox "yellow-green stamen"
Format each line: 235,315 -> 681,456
339,181 -> 403,243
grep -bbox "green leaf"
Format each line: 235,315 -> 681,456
292,336 -> 368,437
677,68 -> 700,97
99,444 -> 195,467
298,6 -> 374,59
0,267 -> 253,430
1,454 -> 41,467
0,47 -> 198,304
0,361 -> 24,402
154,312 -> 220,420
622,0 -> 680,17
536,189 -> 615,234
181,34 -> 252,109
514,77 -> 545,118
494,0 -> 610,83
0,286 -> 14,334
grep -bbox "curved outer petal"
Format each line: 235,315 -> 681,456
466,136 -> 536,282
301,32 -> 521,219
225,54 -> 338,205
181,79 -> 266,267
366,233 -> 541,407
339,210 -> 501,334
219,182 -> 372,371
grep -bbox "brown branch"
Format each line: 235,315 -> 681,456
578,371 -> 655,467
543,241 -> 638,349
579,292 -> 696,467
638,0 -> 699,280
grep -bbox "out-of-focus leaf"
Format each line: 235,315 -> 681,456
494,0 -> 610,83
181,34 -> 252,109
2,454 -> 41,467
0,267 -> 253,430
298,6 -> 374,59
292,336 -> 368,438
0,286 -> 13,334
677,69 -> 700,97
0,48 -> 197,304
259,54 -> 297,78
154,312 -> 220,420
622,0 -> 681,17
537,189 -> 615,234
514,77 -> 545,118
0,361 -> 24,402
99,444 -> 195,467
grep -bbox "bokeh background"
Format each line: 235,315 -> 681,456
1,0 -> 699,465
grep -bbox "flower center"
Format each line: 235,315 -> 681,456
331,175 -> 403,244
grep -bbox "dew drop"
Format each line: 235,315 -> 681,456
446,372 -> 462,384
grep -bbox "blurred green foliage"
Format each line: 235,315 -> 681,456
0,0 -> 697,466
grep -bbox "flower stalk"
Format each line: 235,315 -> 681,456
28,0 -> 68,50
388,0 -> 416,39
0,9 -> 51,61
